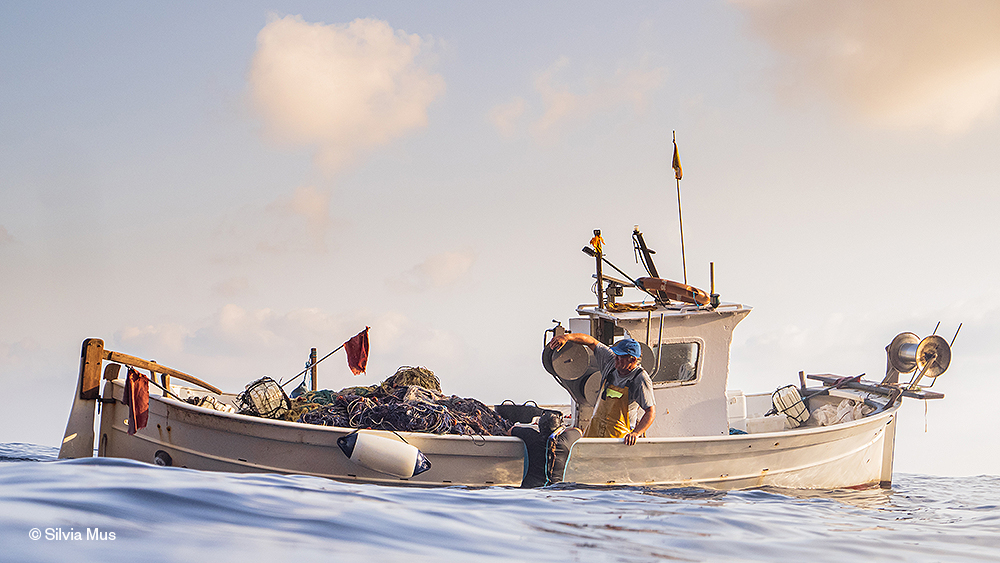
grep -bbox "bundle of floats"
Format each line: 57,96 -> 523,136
58,226 -> 954,489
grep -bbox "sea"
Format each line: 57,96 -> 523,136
1,443 -> 997,563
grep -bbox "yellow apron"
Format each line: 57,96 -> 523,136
585,382 -> 631,438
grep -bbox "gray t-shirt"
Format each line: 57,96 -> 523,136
594,343 -> 655,428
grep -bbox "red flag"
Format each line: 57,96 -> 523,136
345,327 -> 370,375
124,367 -> 149,435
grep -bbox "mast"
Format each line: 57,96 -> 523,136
672,131 -> 688,285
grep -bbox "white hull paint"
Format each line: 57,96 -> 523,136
562,406 -> 897,489
92,378 -> 897,490
97,379 -> 527,487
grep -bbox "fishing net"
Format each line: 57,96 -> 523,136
382,366 -> 441,392
272,367 -> 511,436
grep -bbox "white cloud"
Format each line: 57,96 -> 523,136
0,338 -> 39,369
115,305 -> 345,359
487,97 -> 527,137
0,226 -> 16,246
213,276 -> 250,298
249,15 -> 445,173
265,185 -> 331,251
116,324 -> 192,358
368,311 -> 462,368
488,56 -> 666,139
388,248 -> 476,292
210,184 -> 333,259
112,306 -> 463,382
737,0 -> 1000,133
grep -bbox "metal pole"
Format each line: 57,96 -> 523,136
675,175 -> 687,285
672,131 -> 688,285
594,229 -> 605,310
310,348 -> 318,391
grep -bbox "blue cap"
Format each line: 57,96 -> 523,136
610,339 -> 642,359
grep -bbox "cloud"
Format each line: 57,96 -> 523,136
212,276 -> 250,298
210,184 -> 333,259
367,311 -> 462,367
116,324 -> 192,358
737,0 -> 1000,132
0,226 -> 16,246
0,338 -> 40,369
113,306 -> 463,378
249,15 -> 445,172
488,56 -> 666,139
115,305 -> 340,359
265,185 -> 331,251
487,97 -> 527,137
388,248 -> 476,292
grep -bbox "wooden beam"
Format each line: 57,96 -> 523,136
80,338 -> 104,400
103,350 -> 222,395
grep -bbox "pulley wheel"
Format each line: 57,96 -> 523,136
581,370 -> 604,406
916,335 -> 951,378
639,342 -> 655,374
541,342 -> 593,381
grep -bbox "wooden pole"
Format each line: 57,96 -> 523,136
310,348 -> 318,391
104,350 -> 222,394
283,342 -> 346,389
79,338 -> 105,400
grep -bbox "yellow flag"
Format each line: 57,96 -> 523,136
672,140 -> 683,180
589,234 -> 605,254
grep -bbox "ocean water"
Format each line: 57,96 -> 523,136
1,443 -> 997,563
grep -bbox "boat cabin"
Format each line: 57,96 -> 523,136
546,302 -> 750,438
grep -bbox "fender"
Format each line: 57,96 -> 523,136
337,430 -> 432,478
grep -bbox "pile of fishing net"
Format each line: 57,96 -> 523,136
280,366 -> 513,436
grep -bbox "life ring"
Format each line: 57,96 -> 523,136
635,277 -> 710,305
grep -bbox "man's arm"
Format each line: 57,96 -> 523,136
548,332 -> 600,351
624,405 -> 656,446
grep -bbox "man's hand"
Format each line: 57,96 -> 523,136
624,406 -> 656,446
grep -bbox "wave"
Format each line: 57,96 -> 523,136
1,443 -> 998,562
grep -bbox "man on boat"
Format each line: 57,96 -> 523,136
547,335 -> 656,445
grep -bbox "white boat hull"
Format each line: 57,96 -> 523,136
562,406 -> 897,489
92,379 -> 897,490
98,380 -> 527,487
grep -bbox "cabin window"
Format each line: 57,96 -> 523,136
650,342 -> 700,384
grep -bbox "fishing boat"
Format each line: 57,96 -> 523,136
57,226 -> 951,490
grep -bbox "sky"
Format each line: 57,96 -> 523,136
1,1 -> 998,477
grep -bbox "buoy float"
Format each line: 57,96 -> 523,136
337,430 -> 431,478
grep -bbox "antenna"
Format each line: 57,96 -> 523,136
632,225 -> 658,278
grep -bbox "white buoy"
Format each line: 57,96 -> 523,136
337,430 -> 431,478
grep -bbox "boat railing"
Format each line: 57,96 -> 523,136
75,338 -> 222,402
576,302 -> 749,319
